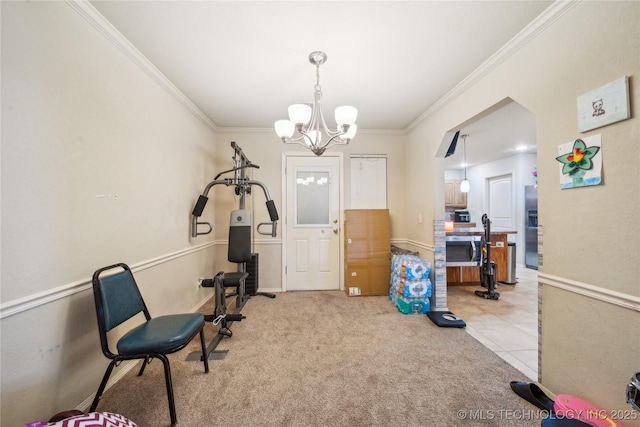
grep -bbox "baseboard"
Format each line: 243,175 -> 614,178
254,287 -> 282,294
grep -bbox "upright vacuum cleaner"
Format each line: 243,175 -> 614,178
475,214 -> 500,300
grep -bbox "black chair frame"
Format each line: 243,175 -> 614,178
90,263 -> 209,425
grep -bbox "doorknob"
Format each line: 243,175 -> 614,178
333,219 -> 338,224
333,228 -> 339,234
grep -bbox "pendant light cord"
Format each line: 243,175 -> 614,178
463,135 -> 467,179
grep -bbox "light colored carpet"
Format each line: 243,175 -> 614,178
94,291 -> 542,426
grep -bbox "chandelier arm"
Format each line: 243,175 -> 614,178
308,94 -> 345,143
316,104 -> 339,138
283,134 -> 307,144
307,87 -> 323,147
292,96 -> 347,147
323,127 -> 346,138
312,85 -> 349,140
323,134 -> 352,149
309,96 -> 321,132
302,109 -> 320,149
302,122 -> 346,149
282,137 -> 315,149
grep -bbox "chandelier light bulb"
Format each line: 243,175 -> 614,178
288,104 -> 312,126
305,130 -> 321,146
341,124 -> 357,140
335,105 -> 358,126
274,120 -> 295,139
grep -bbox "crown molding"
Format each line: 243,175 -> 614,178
65,0 -> 217,132
216,127 -> 406,136
406,0 -> 580,131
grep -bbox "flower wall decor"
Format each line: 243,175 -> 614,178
555,134 -> 602,189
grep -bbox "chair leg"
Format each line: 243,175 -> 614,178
159,355 -> 177,426
199,329 -> 210,373
90,360 -> 117,412
137,356 -> 149,376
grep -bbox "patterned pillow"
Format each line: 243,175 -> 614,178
27,412 -> 137,427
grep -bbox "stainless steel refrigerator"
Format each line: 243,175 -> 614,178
524,186 -> 538,269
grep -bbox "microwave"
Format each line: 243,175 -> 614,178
445,235 -> 481,266
454,210 -> 470,222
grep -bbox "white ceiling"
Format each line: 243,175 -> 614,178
90,0 -> 547,166
445,101 -> 537,169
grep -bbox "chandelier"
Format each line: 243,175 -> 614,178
274,51 -> 358,156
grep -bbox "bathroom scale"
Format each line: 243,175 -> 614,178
426,311 -> 466,328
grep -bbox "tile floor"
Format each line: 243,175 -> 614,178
447,266 -> 539,380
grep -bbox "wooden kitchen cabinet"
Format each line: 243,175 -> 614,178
446,233 -> 509,284
489,233 -> 508,282
444,180 -> 467,208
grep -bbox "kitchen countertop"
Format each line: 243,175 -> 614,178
446,229 -> 517,236
452,222 -> 476,228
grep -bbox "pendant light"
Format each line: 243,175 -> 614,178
460,134 -> 470,193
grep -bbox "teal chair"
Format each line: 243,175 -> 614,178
90,263 -> 209,425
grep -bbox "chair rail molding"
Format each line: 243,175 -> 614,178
0,242 -> 216,319
538,272 -> 640,312
391,238 -> 434,255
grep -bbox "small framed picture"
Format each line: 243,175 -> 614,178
577,76 -> 630,132
556,135 -> 602,190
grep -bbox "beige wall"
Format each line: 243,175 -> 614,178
1,2 -> 218,425
0,5 -> 409,423
210,129 -> 408,291
406,2 -> 639,423
2,1 -> 639,426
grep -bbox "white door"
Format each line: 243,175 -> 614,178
488,173 -> 514,230
350,156 -> 387,208
284,155 -> 341,291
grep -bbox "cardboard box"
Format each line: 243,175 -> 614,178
345,257 -> 391,296
344,209 -> 390,258
344,209 -> 391,296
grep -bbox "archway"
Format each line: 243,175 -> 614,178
436,97 -> 540,380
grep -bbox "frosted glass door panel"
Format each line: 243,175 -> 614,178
296,171 -> 330,226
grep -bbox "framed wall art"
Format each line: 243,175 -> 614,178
556,134 -> 602,189
577,76 -> 630,132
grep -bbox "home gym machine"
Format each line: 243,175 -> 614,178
188,141 -> 279,360
474,214 -> 500,300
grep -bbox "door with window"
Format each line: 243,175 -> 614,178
284,155 -> 341,291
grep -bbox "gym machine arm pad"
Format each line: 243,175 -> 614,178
192,195 -> 208,217
266,200 -> 279,221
